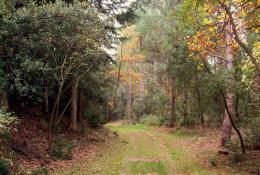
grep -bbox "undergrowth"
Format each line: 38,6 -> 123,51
49,137 -> 75,160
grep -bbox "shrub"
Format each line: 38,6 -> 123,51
225,141 -> 245,164
0,108 -> 18,135
88,114 -> 103,128
30,167 -> 48,175
0,158 -> 12,175
140,115 -> 167,126
229,153 -> 245,164
158,115 -> 169,126
49,137 -> 75,160
84,105 -> 105,128
248,116 -> 260,149
209,154 -> 218,167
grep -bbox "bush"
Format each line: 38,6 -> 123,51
88,114 -> 103,128
0,108 -> 18,135
243,116 -> 260,149
209,154 -> 218,167
49,137 -> 75,160
30,167 -> 48,175
248,116 -> 260,149
140,115 -> 167,126
0,158 -> 12,175
225,141 -> 245,164
229,153 -> 245,164
84,105 -> 105,128
158,115 -> 169,126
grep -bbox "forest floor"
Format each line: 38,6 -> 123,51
54,121 -> 259,175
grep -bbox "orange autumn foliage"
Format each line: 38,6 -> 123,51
187,0 -> 259,62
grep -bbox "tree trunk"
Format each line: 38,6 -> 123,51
195,72 -> 204,130
70,81 -> 78,131
78,88 -> 84,122
0,91 -> 8,108
106,102 -> 109,121
126,79 -> 132,124
169,76 -> 176,128
221,93 -> 233,146
111,43 -> 123,122
182,90 -> 188,126
43,85 -> 49,114
221,93 -> 245,154
235,94 -> 239,119
220,20 -> 235,149
139,74 -> 145,118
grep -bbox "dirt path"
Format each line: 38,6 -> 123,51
55,122 -> 240,175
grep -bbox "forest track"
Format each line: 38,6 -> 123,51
54,122 -> 241,175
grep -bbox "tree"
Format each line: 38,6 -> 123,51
0,1 -> 112,137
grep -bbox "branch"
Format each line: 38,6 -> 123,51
219,1 -> 260,75
56,97 -> 72,124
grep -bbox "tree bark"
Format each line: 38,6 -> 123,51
182,90 -> 188,126
220,34 -> 246,153
125,79 -> 132,124
70,80 -> 78,131
221,93 -> 233,146
0,91 -> 8,108
195,72 -> 204,130
78,87 -> 84,122
139,74 -> 145,118
111,43 -> 123,122
169,76 -> 176,128
222,93 -> 245,154
200,37 -> 245,153
220,20 -> 234,149
43,85 -> 49,114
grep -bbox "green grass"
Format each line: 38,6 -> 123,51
170,148 -> 214,175
106,123 -> 148,132
127,161 -> 167,175
171,148 -> 186,161
150,131 -> 219,175
55,122 -> 232,175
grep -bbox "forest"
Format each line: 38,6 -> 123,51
0,0 -> 259,174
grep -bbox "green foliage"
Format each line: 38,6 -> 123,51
49,137 -> 75,160
245,116 -> 260,149
249,122 -> 260,148
209,154 -> 218,167
1,0 -> 112,111
225,141 -> 246,164
140,114 -> 168,126
143,85 -> 169,116
0,158 -> 12,175
0,108 -> 18,135
84,105 -> 105,128
30,167 -> 48,175
229,153 -> 245,164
